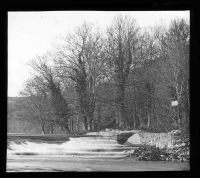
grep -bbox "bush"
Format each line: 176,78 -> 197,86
117,132 -> 134,144
131,145 -> 189,162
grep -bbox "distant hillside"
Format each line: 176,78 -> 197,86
7,96 -> 41,134
8,97 -> 27,104
7,96 -> 67,134
8,96 -> 29,112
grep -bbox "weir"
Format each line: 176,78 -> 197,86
7,135 -> 137,159
6,134 -> 189,171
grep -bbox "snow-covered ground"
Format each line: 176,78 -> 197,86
85,129 -> 141,137
86,129 -> 187,150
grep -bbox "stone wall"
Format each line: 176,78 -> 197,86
127,130 -> 183,149
138,132 -> 173,149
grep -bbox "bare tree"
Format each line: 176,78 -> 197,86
153,19 -> 190,131
54,23 -> 107,131
17,16 -> 189,134
105,15 -> 139,129
28,56 -> 73,133
19,76 -> 53,134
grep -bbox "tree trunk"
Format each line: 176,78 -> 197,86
133,101 -> 137,129
133,113 -> 136,129
115,105 -> 119,129
89,112 -> 94,131
68,119 -> 71,131
88,105 -> 95,131
40,117 -> 45,134
62,120 -> 70,133
50,123 -> 54,134
138,108 -> 143,129
154,103 -> 159,129
65,124 -> 70,133
140,120 -> 143,129
147,114 -> 151,128
41,124 -> 45,135
147,104 -> 152,129
77,115 -> 79,133
70,118 -> 72,132
133,81 -> 136,129
95,104 -> 101,131
83,116 -> 88,131
118,103 -> 125,129
118,85 -> 126,130
89,119 -> 93,131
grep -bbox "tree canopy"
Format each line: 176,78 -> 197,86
8,16 -> 189,134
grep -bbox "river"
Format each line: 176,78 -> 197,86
7,134 -> 189,172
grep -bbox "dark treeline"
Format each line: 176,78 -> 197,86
8,15 -> 189,134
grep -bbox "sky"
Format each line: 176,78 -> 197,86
8,11 -> 189,97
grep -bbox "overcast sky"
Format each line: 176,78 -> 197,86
8,11 -> 189,97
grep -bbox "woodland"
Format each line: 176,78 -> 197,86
8,15 -> 189,135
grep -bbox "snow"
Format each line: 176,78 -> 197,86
127,133 -> 142,145
126,132 -> 174,149
171,100 -> 178,106
85,129 -> 141,137
86,129 -> 182,149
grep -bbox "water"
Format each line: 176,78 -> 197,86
7,135 -> 189,172
7,136 -> 134,158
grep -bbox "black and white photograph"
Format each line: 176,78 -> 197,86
7,11 -> 190,172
